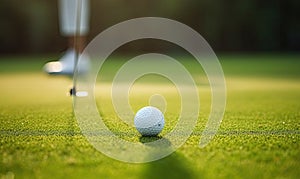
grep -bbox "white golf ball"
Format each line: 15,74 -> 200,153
134,106 -> 165,136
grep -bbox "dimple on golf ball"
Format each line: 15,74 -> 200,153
134,106 -> 165,136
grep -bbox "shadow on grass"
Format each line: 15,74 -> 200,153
141,152 -> 197,179
139,136 -> 197,179
139,136 -> 172,149
139,136 -> 163,143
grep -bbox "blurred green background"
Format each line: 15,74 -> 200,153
0,0 -> 299,55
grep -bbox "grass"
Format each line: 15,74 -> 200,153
0,54 -> 299,178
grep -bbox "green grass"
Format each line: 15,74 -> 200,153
0,54 -> 299,178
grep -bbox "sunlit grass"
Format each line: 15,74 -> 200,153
0,54 -> 299,178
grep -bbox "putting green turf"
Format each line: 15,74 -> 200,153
0,54 -> 299,178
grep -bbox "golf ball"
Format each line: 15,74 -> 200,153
134,106 -> 165,136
